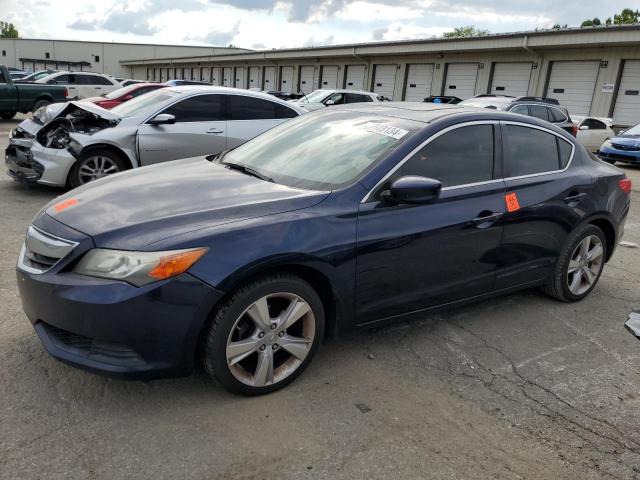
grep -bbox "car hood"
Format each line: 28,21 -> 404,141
610,135 -> 640,147
39,157 -> 329,250
33,101 -> 121,125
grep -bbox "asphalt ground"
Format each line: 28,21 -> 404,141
1,115 -> 640,479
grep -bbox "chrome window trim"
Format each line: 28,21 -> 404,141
360,120 -> 576,203
509,103 -> 569,123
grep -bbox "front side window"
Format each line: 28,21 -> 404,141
345,93 -> 373,103
326,93 -> 345,104
163,94 -> 224,122
391,125 -> 495,188
220,110 -> 421,190
49,74 -> 72,85
503,125 -> 572,177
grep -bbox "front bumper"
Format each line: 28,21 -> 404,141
598,146 -> 640,164
17,216 -> 223,379
5,138 -> 76,187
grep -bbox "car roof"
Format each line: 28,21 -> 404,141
161,85 -> 309,113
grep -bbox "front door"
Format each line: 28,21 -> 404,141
356,123 -> 505,325
0,69 -> 17,112
137,94 -> 227,165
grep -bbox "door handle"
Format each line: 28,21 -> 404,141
563,192 -> 586,205
472,211 -> 503,227
206,128 -> 224,134
94,87 -> 102,90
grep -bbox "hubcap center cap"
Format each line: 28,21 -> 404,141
265,332 -> 277,344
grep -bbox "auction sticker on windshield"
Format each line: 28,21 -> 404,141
364,123 -> 409,140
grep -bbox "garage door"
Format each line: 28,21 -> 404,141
263,66 -> 276,89
613,60 -> 640,126
404,64 -> 434,102
280,66 -> 294,92
211,67 -> 221,86
444,63 -> 479,99
546,61 -> 600,117
345,65 -> 366,90
320,66 -> 339,89
234,67 -> 246,88
248,67 -> 261,89
222,67 -> 232,87
490,62 -> 532,96
201,67 -> 211,83
373,64 -> 397,99
299,66 -> 316,93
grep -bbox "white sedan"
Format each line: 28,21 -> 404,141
573,116 -> 616,153
291,89 -> 385,111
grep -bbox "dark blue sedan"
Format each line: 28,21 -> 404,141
598,123 -> 640,165
16,104 -> 631,395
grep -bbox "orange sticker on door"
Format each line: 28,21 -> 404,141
505,192 -> 520,212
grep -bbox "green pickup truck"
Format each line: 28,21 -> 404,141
0,65 -> 68,120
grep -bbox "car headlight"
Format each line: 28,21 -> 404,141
73,247 -> 208,286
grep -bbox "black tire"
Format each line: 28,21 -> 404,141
0,111 -> 16,120
68,149 -> 127,188
31,99 -> 51,112
203,274 -> 325,395
542,224 -> 607,302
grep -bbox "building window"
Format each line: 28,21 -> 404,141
1,50 -> 5,56
45,52 -> 50,59
94,55 -> 100,62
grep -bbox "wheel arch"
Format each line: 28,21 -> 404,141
77,143 -> 136,169
587,216 -> 617,262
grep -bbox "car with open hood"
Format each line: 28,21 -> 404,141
598,123 -> 640,165
5,86 -> 307,187
16,103 -> 630,395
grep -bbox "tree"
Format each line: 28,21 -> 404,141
581,18 -> 602,27
0,21 -> 18,38
443,26 -> 490,38
613,8 -> 639,24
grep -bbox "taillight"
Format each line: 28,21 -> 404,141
64,88 -> 69,98
570,125 -> 578,137
619,178 -> 631,194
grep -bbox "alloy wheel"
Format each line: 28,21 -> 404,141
78,155 -> 120,184
567,234 -> 604,296
225,293 -> 315,387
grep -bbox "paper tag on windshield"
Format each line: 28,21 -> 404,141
364,124 -> 409,140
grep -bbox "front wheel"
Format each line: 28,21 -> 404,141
203,274 -> 325,395
0,111 -> 16,120
68,149 -> 127,188
542,224 -> 606,302
32,99 -> 51,112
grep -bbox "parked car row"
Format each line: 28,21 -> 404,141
13,100 -> 631,395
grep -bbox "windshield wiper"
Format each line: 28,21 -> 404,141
222,161 -> 275,183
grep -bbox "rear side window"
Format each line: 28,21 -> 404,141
581,118 -> 606,130
345,93 -> 373,103
162,94 -> 224,122
548,108 -> 568,123
394,125 -> 494,188
49,74 -> 73,85
510,104 -> 528,115
227,95 -> 297,120
529,105 -> 550,121
92,75 -> 114,86
503,125 -> 572,176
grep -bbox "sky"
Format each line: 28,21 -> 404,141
0,0 -> 634,50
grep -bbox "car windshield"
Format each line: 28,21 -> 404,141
111,89 -> 179,118
220,110 -> 421,190
298,89 -> 332,103
622,124 -> 640,136
103,85 -> 140,99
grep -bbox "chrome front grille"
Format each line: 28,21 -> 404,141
18,226 -> 78,274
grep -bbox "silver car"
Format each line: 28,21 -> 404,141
292,89 -> 385,111
6,86 -> 307,187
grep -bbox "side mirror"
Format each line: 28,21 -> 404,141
382,176 -> 442,205
148,113 -> 175,125
325,99 -> 335,106
579,125 -> 589,131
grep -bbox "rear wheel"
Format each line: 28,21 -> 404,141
69,149 -> 127,188
0,111 -> 16,120
31,99 -> 51,112
542,224 -> 606,302
203,274 -> 325,395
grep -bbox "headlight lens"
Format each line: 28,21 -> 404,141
73,247 -> 208,286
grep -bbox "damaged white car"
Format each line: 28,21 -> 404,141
5,86 -> 306,188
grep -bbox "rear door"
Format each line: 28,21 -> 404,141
356,123 -> 505,324
48,74 -> 77,99
137,94 -> 227,165
496,121 -> 588,289
225,94 -> 298,149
